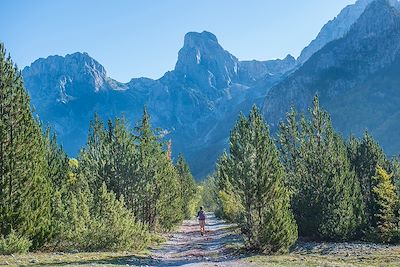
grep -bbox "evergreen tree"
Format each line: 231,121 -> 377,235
0,43 -> 52,249
50,158 -> 92,250
133,107 -> 164,229
44,128 -> 69,189
216,153 -> 245,222
156,156 -> 184,230
79,114 -> 110,197
347,132 -> 389,228
134,107 -> 183,230
217,106 -> 297,253
371,166 -> 398,243
79,115 -> 140,213
279,96 -> 364,240
108,117 -> 137,203
391,157 -> 400,197
175,154 -> 196,219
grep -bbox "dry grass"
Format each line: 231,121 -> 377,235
0,251 -> 150,267
244,246 -> 400,267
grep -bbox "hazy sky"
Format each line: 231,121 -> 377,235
1,0 -> 355,82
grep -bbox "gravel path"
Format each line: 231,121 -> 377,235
126,214 -> 400,267
128,212 -> 252,266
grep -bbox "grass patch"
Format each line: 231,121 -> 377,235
244,249 -> 400,267
0,251 -> 150,267
0,232 -> 167,266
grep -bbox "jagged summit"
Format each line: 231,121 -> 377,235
22,52 -> 110,105
174,30 -> 239,90
24,52 -> 106,77
183,31 -> 219,46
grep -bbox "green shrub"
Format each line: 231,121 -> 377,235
49,183 -> 149,252
0,230 -> 32,254
85,183 -> 150,251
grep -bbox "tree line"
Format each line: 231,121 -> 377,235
205,97 -> 400,253
0,44 -> 197,254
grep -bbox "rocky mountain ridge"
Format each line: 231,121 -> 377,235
263,0 -> 400,156
297,0 -> 400,64
23,31 -> 295,178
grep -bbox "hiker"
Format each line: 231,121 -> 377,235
197,206 -> 206,235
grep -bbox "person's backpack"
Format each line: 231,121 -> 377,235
198,210 -> 206,220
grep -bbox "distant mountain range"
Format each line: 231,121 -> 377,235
22,0 -> 400,178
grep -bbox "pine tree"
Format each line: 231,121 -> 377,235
391,157 -> 400,197
371,166 -> 398,243
217,105 -> 298,253
215,153 -> 244,222
176,154 -> 196,219
348,132 -> 389,228
79,114 -> 109,196
0,43 -> 52,249
50,158 -> 92,250
279,96 -> 364,240
134,107 -> 183,230
44,128 -> 69,189
156,157 -> 184,230
134,107 -> 163,229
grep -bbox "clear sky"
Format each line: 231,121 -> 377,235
1,0 -> 355,82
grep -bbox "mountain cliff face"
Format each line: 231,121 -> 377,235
263,0 -> 400,156
175,31 -> 239,93
297,0 -> 400,64
23,31 -> 294,179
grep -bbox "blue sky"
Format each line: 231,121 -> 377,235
1,0 -> 355,82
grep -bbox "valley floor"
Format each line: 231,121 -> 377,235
2,214 -> 400,266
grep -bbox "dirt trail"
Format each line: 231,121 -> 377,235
129,212 -> 251,266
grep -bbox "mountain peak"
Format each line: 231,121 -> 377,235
23,52 -> 107,79
184,31 -> 218,46
179,31 -> 222,56
174,31 -> 239,90
283,54 -> 296,62
22,52 -> 110,104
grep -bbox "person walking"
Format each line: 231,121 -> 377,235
197,206 -> 206,236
